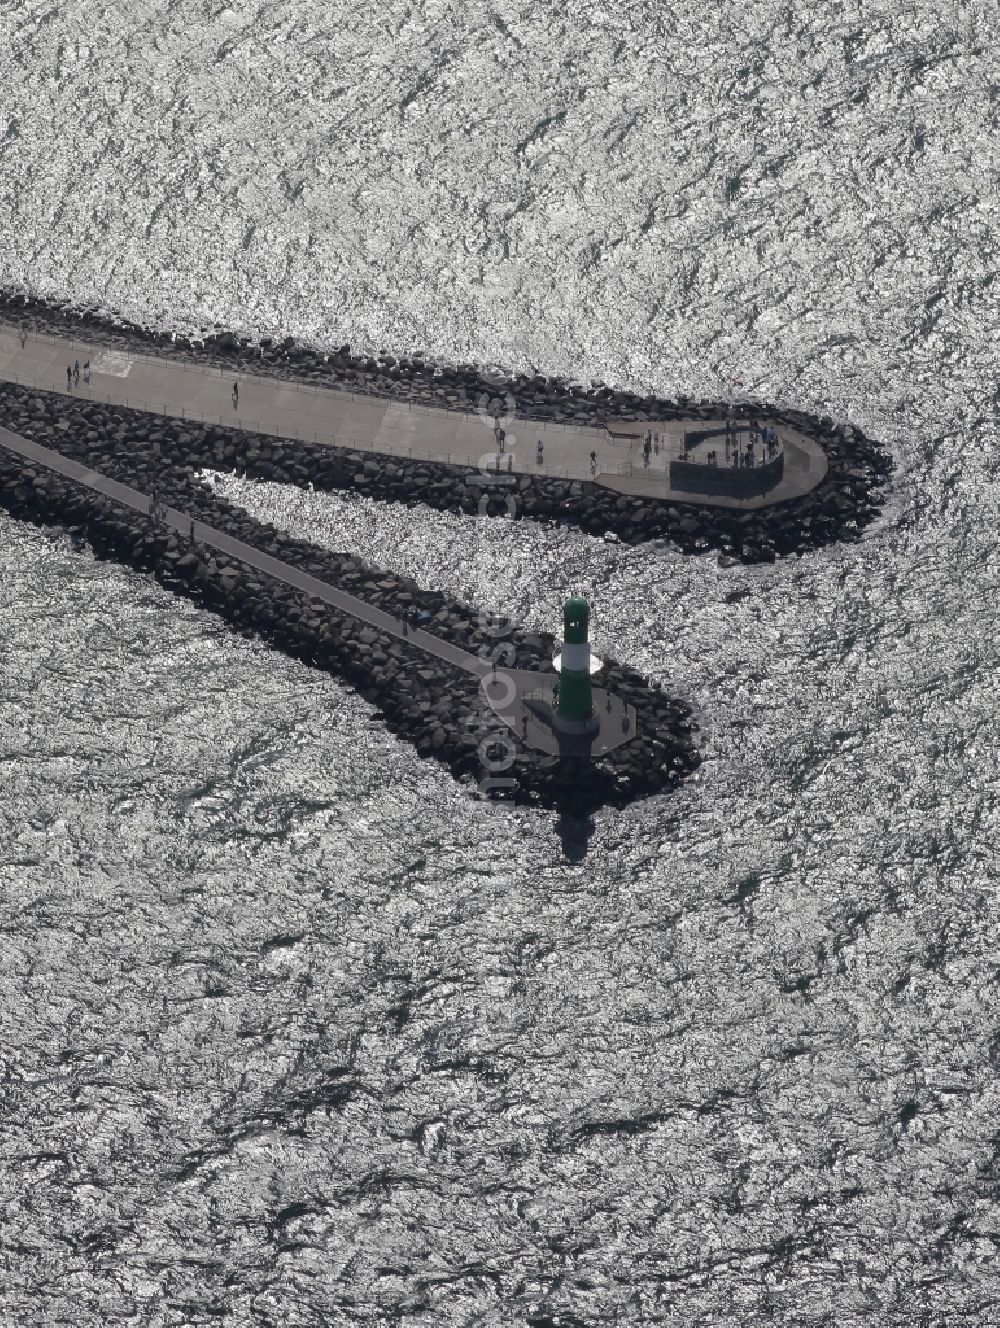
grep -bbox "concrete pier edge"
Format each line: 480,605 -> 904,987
0,288 -> 894,563
0,392 -> 701,811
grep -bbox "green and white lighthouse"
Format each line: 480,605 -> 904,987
554,595 -> 597,723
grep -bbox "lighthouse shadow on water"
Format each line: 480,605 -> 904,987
554,806 -> 597,862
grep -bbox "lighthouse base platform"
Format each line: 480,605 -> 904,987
527,700 -> 601,737
478,668 -> 638,760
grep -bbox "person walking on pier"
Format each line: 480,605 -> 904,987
590,450 -> 598,475
232,381 -> 239,408
18,327 -> 26,349
74,359 -> 80,386
83,360 -> 90,385
66,365 -> 72,390
536,438 -> 544,465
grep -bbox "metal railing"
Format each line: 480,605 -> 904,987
681,425 -> 786,457
1,325 -> 804,497
0,366 -> 634,484
0,317 -> 610,436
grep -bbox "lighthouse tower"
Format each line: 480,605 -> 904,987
554,595 -> 595,723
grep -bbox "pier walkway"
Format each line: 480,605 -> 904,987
0,422 -> 635,759
0,324 -> 826,509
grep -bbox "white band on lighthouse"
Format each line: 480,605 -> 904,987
559,641 -> 591,672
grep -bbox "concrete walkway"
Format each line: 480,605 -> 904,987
0,422 -> 635,759
0,420 -> 489,675
0,322 -> 826,508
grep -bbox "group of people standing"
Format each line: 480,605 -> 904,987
65,359 -> 91,388
723,414 -> 781,468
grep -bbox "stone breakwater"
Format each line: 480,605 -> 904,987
0,383 -> 701,810
0,289 -> 894,562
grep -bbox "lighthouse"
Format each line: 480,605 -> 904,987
554,595 -> 597,723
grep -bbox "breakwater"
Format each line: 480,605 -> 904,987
1,289 -> 894,562
0,384 -> 701,810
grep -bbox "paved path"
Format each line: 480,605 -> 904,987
0,322 -> 826,508
0,422 -> 635,758
0,420 -> 488,675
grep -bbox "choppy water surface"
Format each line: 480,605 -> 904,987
3,1 -> 1000,1323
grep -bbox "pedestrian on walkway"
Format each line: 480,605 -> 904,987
498,429 -> 505,454
74,359 -> 80,385
495,451 -> 501,471
67,365 -> 72,389
590,450 -> 597,475
536,439 -> 543,464
83,360 -> 90,384
18,328 -> 26,349
507,454 -> 513,472
232,381 -> 239,408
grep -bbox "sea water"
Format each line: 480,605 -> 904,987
1,1 -> 999,1322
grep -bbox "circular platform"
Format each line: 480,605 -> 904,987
479,669 -> 637,759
